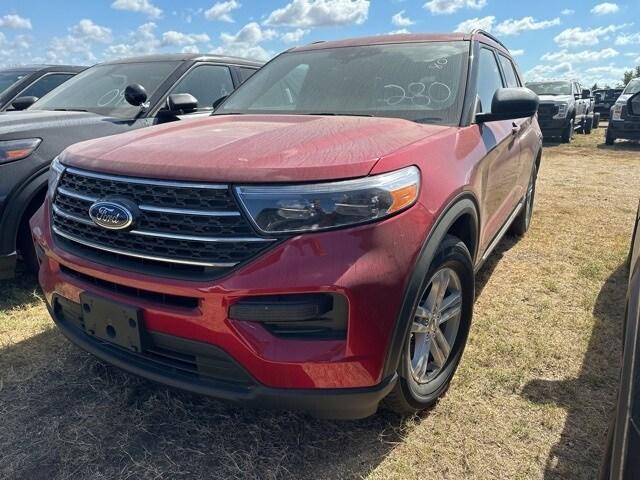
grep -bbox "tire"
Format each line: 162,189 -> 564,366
561,118 -> 574,143
510,162 -> 537,237
577,116 -> 585,134
385,235 -> 474,415
605,129 -> 615,146
584,116 -> 593,134
593,113 -> 600,129
17,219 -> 39,275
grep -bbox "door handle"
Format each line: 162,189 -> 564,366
511,122 -> 521,135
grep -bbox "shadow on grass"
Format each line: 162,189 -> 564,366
475,234 -> 518,299
521,263 -> 626,479
597,141 -> 640,152
0,311 -> 410,480
0,271 -> 41,311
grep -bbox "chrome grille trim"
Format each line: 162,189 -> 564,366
52,226 -> 239,268
65,167 -> 229,190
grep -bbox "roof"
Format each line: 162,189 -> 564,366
0,64 -> 86,73
101,53 -> 264,67
290,31 -> 511,55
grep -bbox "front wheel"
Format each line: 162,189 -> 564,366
385,235 -> 474,415
605,129 -> 616,145
584,116 -> 593,134
561,118 -> 574,143
593,113 -> 600,129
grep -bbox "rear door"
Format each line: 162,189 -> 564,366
475,47 -> 522,252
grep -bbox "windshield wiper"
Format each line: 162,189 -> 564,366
52,108 -> 89,112
414,117 -> 444,124
304,112 -> 374,117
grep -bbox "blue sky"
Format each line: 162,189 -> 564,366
0,0 -> 638,86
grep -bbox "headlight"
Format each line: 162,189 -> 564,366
47,157 -> 65,199
0,138 -> 41,164
612,103 -> 624,121
235,166 -> 420,234
553,103 -> 568,119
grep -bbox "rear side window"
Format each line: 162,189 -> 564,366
498,55 -> 520,88
19,73 -> 75,100
476,48 -> 505,113
237,67 -> 257,83
170,64 -> 234,111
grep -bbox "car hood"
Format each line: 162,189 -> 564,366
62,115 -> 447,183
616,94 -> 633,104
0,109 -> 108,137
537,94 -> 573,103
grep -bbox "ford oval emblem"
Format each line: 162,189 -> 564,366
88,201 -> 134,231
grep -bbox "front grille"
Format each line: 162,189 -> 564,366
537,103 -> 559,119
52,167 -> 277,279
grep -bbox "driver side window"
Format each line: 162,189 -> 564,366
169,65 -> 234,112
477,48 -> 505,114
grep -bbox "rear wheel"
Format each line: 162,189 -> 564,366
385,235 -> 474,415
561,118 -> 574,143
510,162 -> 537,236
584,116 -> 593,134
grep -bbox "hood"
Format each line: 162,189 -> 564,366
537,94 -> 573,103
616,94 -> 633,104
0,110 -> 107,137
62,115 -> 446,183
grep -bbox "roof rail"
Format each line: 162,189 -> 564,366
470,29 -> 508,51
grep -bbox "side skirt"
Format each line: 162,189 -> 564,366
474,200 -> 523,274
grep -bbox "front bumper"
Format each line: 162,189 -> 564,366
32,197 -> 431,416
608,119 -> 640,140
538,116 -> 569,138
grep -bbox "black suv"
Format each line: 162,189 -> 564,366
606,79 -> 640,145
0,65 -> 85,111
594,88 -> 623,119
0,53 -> 262,279
526,80 -> 595,142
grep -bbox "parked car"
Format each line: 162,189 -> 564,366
606,79 -> 640,145
0,65 -> 85,112
525,80 -> 595,142
594,88 -> 624,120
31,30 -> 542,419
599,202 -> 640,479
0,53 -> 262,279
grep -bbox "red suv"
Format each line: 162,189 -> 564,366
31,31 -> 542,419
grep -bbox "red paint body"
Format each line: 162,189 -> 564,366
32,32 -> 542,398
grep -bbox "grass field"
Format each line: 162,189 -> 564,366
1,127 -> 639,480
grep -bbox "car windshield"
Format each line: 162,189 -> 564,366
624,79 -> 640,96
525,81 -> 572,96
0,71 -> 29,94
31,61 -> 180,117
216,41 -> 470,125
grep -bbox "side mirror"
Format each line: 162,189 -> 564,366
11,96 -> 38,110
628,92 -> 640,117
124,84 -> 148,107
581,89 -> 591,99
212,95 -> 228,110
167,93 -> 198,114
475,88 -> 539,123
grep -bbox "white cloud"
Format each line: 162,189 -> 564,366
104,22 -> 160,59
387,28 -> 410,35
591,3 -> 620,15
205,1 -> 241,23
0,14 -> 32,30
281,28 -> 309,43
554,25 -> 627,48
162,31 -> 210,46
182,45 -> 200,54
71,19 -> 112,43
47,19 -> 112,64
561,9 -> 574,15
456,16 -> 495,33
265,0 -> 370,27
615,32 -> 640,46
392,10 -> 414,27
111,0 -> 162,19
220,22 -> 277,45
424,0 -> 486,15
525,62 -> 575,81
541,47 -> 619,63
494,17 -> 560,36
510,49 -> 524,56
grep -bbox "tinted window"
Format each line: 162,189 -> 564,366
498,55 -> 519,88
477,48 -> 504,113
19,74 -> 74,100
237,67 -> 257,83
525,81 -> 572,96
218,41 -> 470,126
31,62 -> 180,118
0,71 -> 28,94
170,65 -> 234,111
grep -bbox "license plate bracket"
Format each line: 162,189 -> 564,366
80,292 -> 144,352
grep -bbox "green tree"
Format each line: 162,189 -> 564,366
623,66 -> 640,85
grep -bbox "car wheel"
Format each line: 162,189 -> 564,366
584,116 -> 593,134
593,113 -> 600,129
510,162 -> 537,236
562,118 -> 574,143
385,235 -> 474,415
605,129 -> 615,146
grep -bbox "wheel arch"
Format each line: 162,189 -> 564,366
381,192 -> 480,380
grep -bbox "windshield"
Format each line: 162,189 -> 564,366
624,79 -> 640,96
0,71 -> 28,94
217,41 -> 470,125
525,81 -> 572,96
31,62 -> 180,117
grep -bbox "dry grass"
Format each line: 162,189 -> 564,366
1,127 -> 639,480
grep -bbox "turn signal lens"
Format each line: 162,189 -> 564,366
0,138 -> 41,164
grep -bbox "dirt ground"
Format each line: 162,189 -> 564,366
1,126 -> 639,480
